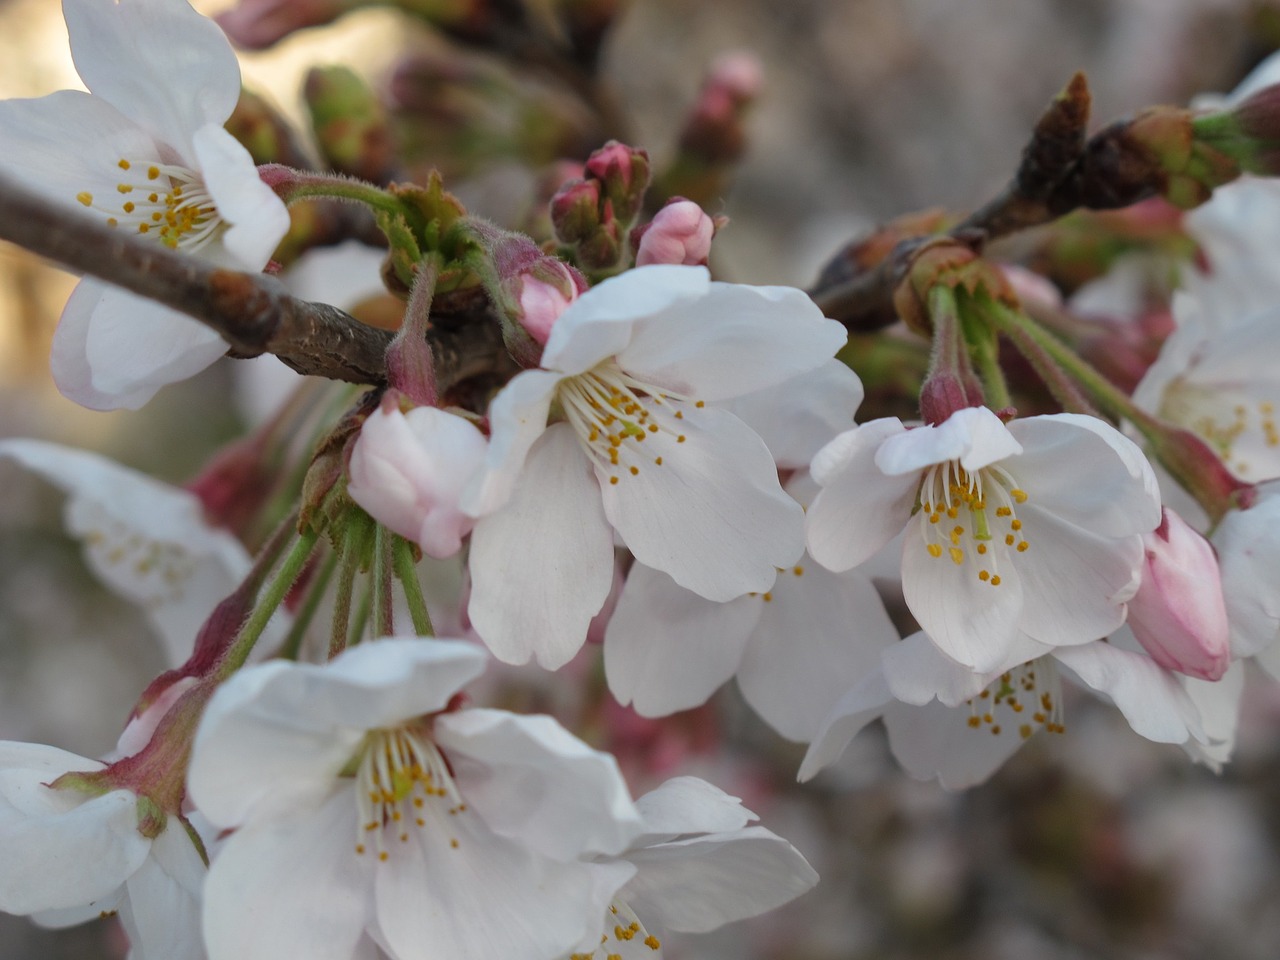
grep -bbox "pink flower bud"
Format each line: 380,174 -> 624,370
518,270 -> 576,345
347,398 -> 488,559
584,140 -> 650,224
216,0 -> 348,50
1128,508 -> 1230,681
634,199 -> 716,266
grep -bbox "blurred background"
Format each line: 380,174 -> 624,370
4,0 -> 1280,957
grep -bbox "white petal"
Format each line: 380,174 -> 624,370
1006,414 -> 1162,536
737,561 -> 897,741
621,828 -> 818,933
435,708 -> 642,860
375,811 -> 613,960
1051,642 -> 1203,743
466,425 -> 616,668
1180,660 -> 1244,769
460,368 -> 560,517
190,639 -> 487,827
79,281 -> 229,401
192,124 -> 290,269
1214,489 -> 1280,658
0,742 -> 147,915
879,630 -> 1007,708
541,265 -> 709,376
882,699 -> 1027,789
721,359 -> 864,469
604,564 -> 759,718
632,777 -> 755,840
120,824 -> 206,960
901,514 -> 1025,671
0,89 -> 159,210
874,406 -> 1022,475
202,789 -> 369,960
602,406 -> 803,601
64,0 -> 241,159
1010,506 -> 1141,648
616,281 -> 845,401
797,670 -> 895,782
805,420 -> 917,572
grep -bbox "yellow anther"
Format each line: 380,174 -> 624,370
677,435 -> 686,443
989,575 -> 1001,586
978,570 -> 990,581
609,476 -> 619,485
762,592 -> 773,602
927,544 -> 943,558
118,159 -> 131,170
1011,489 -> 1028,503
793,565 -> 804,576
695,400 -> 705,408
949,546 -> 964,565
1020,724 -> 1032,739
76,191 -> 93,206
967,716 -> 981,728
1017,541 -> 1029,552
117,183 -> 133,194
654,456 -> 663,465
1010,519 -> 1023,531
629,466 -> 639,476
147,165 -> 160,179
976,543 -> 987,554
990,725 -> 1001,735
645,935 -> 662,950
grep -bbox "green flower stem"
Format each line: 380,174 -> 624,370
956,292 -> 1011,411
392,536 -> 435,637
330,512 -> 374,658
218,525 -> 320,678
984,303 -> 1097,415
278,545 -> 341,661
348,580 -> 372,647
273,169 -> 404,217
372,523 -> 395,638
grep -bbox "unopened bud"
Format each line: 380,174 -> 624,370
305,66 -> 395,184
633,198 -> 716,266
347,396 -> 488,558
1128,508 -> 1230,681
518,271 -> 577,345
225,87 -> 312,167
584,141 -> 651,226
216,0 -> 353,49
551,178 -> 604,244
1192,82 -> 1280,176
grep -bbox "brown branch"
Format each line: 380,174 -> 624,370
0,172 -> 507,392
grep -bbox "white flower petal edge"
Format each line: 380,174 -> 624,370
579,777 -> 817,959
0,0 -> 289,409
189,637 -> 646,960
0,438 -> 250,667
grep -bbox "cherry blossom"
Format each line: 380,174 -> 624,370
573,776 -> 818,960
188,637 -> 646,960
805,406 -> 1162,672
0,741 -> 206,960
0,0 -> 289,410
462,265 -> 846,669
0,438 -> 251,667
799,630 -> 1209,790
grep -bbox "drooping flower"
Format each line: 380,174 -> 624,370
347,397 -> 489,559
0,0 -> 290,410
0,740 -> 207,960
805,406 -> 1162,671
188,637 -> 646,960
799,630 -> 1209,790
572,776 -> 818,960
462,265 -> 846,669
0,438 -> 252,667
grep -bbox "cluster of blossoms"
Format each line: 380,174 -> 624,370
3,0 -> 1280,957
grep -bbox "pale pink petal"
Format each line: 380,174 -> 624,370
632,777 -> 755,840
541,266 -> 709,376
737,561 -> 897,742
874,406 -> 1022,476
901,513 -> 1025,671
64,0 -> 241,160
882,698 -> 1027,790
460,368 -> 560,518
192,124 -> 289,268
616,281 -> 845,401
797,671 -> 896,782
467,425 -> 615,667
1051,642 -> 1203,744
603,406 -> 803,601
604,564 -> 759,718
435,708 -> 642,860
1006,414 -> 1162,536
722,359 -> 864,469
202,790 -> 369,960
120,824 -> 206,960
805,419 -> 917,572
621,828 -> 817,933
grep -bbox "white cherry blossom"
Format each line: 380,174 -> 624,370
188,637 -> 645,960
800,631 -> 1208,790
0,741 -> 206,960
805,406 -> 1162,672
463,265 -> 846,669
571,777 -> 818,960
0,0 -> 289,410
0,438 -> 251,667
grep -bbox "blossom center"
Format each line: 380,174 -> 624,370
964,658 -> 1065,739
78,502 -> 198,606
571,899 -> 663,960
75,157 -> 221,251
1162,382 -> 1279,478
917,461 -> 1030,586
556,361 -> 700,487
352,726 -> 466,861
